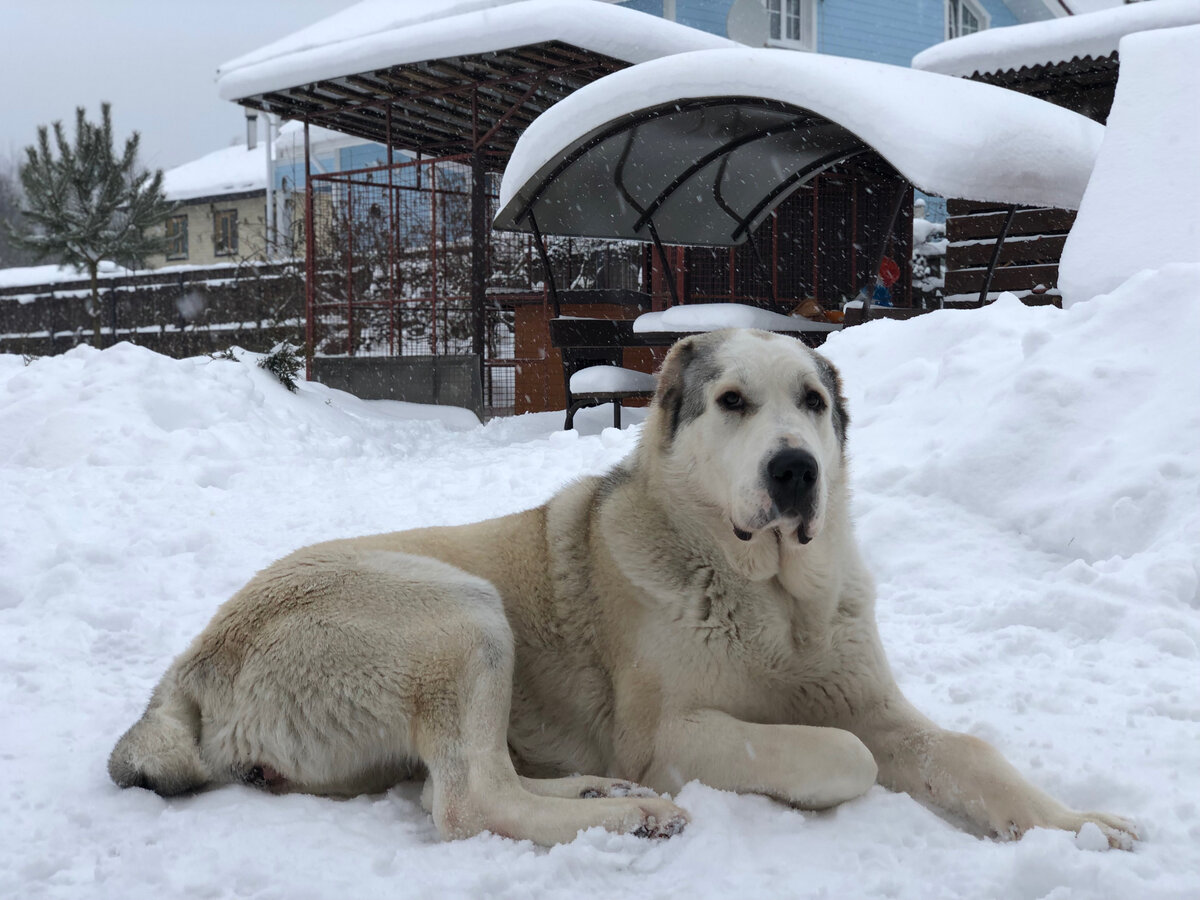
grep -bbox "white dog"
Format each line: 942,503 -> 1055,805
110,329 -> 1136,847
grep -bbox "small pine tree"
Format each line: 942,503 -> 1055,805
258,344 -> 302,393
8,103 -> 174,345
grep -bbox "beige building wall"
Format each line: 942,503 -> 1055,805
145,192 -> 267,269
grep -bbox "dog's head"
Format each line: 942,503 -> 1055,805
645,328 -> 848,550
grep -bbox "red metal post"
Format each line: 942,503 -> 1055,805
728,247 -> 735,301
675,247 -> 685,305
904,186 -> 914,308
469,89 -> 487,396
386,105 -> 395,356
429,161 -> 438,354
346,177 -> 355,356
771,211 -> 779,302
850,177 -> 858,292
811,175 -> 820,303
304,119 -> 315,381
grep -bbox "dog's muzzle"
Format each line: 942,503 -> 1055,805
766,448 -> 818,539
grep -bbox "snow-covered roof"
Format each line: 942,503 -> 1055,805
161,143 -> 266,202
495,48 -> 1102,245
1057,23 -> 1200,306
216,0 -> 736,103
913,0 -> 1200,77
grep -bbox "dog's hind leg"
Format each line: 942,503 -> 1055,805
193,548 -> 687,844
408,585 -> 688,844
108,671 -> 211,796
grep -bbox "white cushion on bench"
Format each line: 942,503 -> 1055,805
569,365 -> 656,394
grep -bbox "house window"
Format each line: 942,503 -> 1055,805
165,214 -> 188,261
767,0 -> 816,52
214,209 -> 238,256
946,0 -> 989,40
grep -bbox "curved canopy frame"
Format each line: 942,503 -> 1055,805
494,96 -> 886,247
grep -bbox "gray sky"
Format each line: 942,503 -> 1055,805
1,0 -> 350,174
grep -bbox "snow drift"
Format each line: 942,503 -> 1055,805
1058,24 -> 1200,306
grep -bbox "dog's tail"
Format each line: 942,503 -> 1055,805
108,671 -> 211,796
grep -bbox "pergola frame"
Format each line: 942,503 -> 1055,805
233,41 -> 633,382
236,41 -> 629,162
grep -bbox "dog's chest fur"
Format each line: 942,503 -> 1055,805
632,534 -> 874,724
568,476 -> 875,730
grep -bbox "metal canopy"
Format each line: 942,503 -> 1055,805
493,96 -> 887,246
232,41 -> 626,166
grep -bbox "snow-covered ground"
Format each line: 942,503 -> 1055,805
2,263 -> 1198,899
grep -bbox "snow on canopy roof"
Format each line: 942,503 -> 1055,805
912,0 -> 1200,78
216,0 -> 736,103
161,144 -> 265,202
494,48 -> 1102,245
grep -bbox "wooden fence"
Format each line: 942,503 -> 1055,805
0,262 -> 304,358
943,199 -> 1076,305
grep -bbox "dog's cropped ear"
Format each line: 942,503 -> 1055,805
653,335 -> 721,445
652,336 -> 697,445
813,352 -> 850,450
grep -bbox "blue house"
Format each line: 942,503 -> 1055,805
618,0 -> 1062,67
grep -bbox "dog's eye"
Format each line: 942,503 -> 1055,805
803,390 -> 826,413
718,390 -> 745,411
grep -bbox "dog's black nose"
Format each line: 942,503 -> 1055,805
766,448 -> 819,516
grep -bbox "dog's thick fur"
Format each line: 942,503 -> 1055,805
110,329 -> 1135,847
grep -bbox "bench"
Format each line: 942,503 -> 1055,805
547,317 -> 657,430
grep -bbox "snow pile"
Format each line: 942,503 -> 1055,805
912,0 -> 1200,77
161,143 -> 266,202
217,0 -> 735,103
2,268 -> 1199,898
634,302 -> 839,334
1058,25 -> 1200,306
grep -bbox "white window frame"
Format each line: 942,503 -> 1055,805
766,0 -> 817,53
945,0 -> 990,40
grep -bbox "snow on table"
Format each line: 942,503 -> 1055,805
912,0 -> 1200,77
216,0 -> 735,103
499,48 -> 1103,220
1058,24 -> 1200,307
633,303 -> 841,334
2,267 -> 1200,898
569,365 -> 656,395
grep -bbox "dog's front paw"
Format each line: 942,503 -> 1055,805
990,804 -> 1139,850
630,798 -> 689,839
1062,810 -> 1139,850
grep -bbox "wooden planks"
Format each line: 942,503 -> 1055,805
947,208 -> 1076,242
948,234 -> 1067,268
944,263 -> 1060,296
944,203 -> 1075,300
